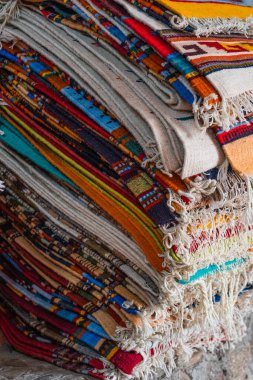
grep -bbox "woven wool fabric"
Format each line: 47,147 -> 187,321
152,0 -> 253,19
8,4 -> 224,179
140,0 -> 253,36
26,0 -> 253,176
1,1 -> 253,379
84,0 -> 253,175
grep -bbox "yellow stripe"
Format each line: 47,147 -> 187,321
3,107 -> 164,250
155,1 -> 253,19
106,346 -> 120,360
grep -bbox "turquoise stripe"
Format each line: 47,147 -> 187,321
0,116 -> 76,187
179,257 -> 246,285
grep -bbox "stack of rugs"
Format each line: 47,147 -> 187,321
1,0 -> 253,378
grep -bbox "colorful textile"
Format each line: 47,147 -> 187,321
1,1 -> 253,379
141,0 -> 253,37
88,0 -> 253,174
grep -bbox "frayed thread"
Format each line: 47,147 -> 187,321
115,264 -> 253,379
180,174 -> 217,204
142,140 -> 173,177
161,168 -> 253,270
0,1 -> 19,50
243,175 -> 253,226
0,180 -> 5,191
170,15 -> 253,37
0,0 -> 21,34
194,90 -> 253,131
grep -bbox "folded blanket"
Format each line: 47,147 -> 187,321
143,0 -> 253,36
1,1 -> 253,379
96,0 -> 253,173
3,6 -> 223,178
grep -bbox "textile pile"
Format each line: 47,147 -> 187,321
1,0 -> 253,378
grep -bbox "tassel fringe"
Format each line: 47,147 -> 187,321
171,15 -> 253,38
194,90 -> 253,131
0,0 -> 21,33
162,169 -> 252,270
115,263 -> 253,379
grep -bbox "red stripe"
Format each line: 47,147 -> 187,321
217,122 -> 253,145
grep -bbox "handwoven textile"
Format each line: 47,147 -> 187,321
130,0 -> 253,36
84,0 -> 253,174
1,0 -> 253,379
19,0 -> 253,176
4,6 -> 224,178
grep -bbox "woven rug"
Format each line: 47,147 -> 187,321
0,1 -> 253,379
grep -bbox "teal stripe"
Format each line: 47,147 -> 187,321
179,257 -> 246,285
176,116 -> 194,121
0,116 -> 76,187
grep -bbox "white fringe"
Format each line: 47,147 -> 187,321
180,174 -> 218,204
194,89 -> 253,131
142,140 -> 173,177
115,264 -> 253,379
244,175 -> 253,225
116,167 -> 253,379
170,15 -> 253,37
161,166 -> 253,271
0,179 -> 5,191
0,0 -> 21,33
0,1 -> 18,50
